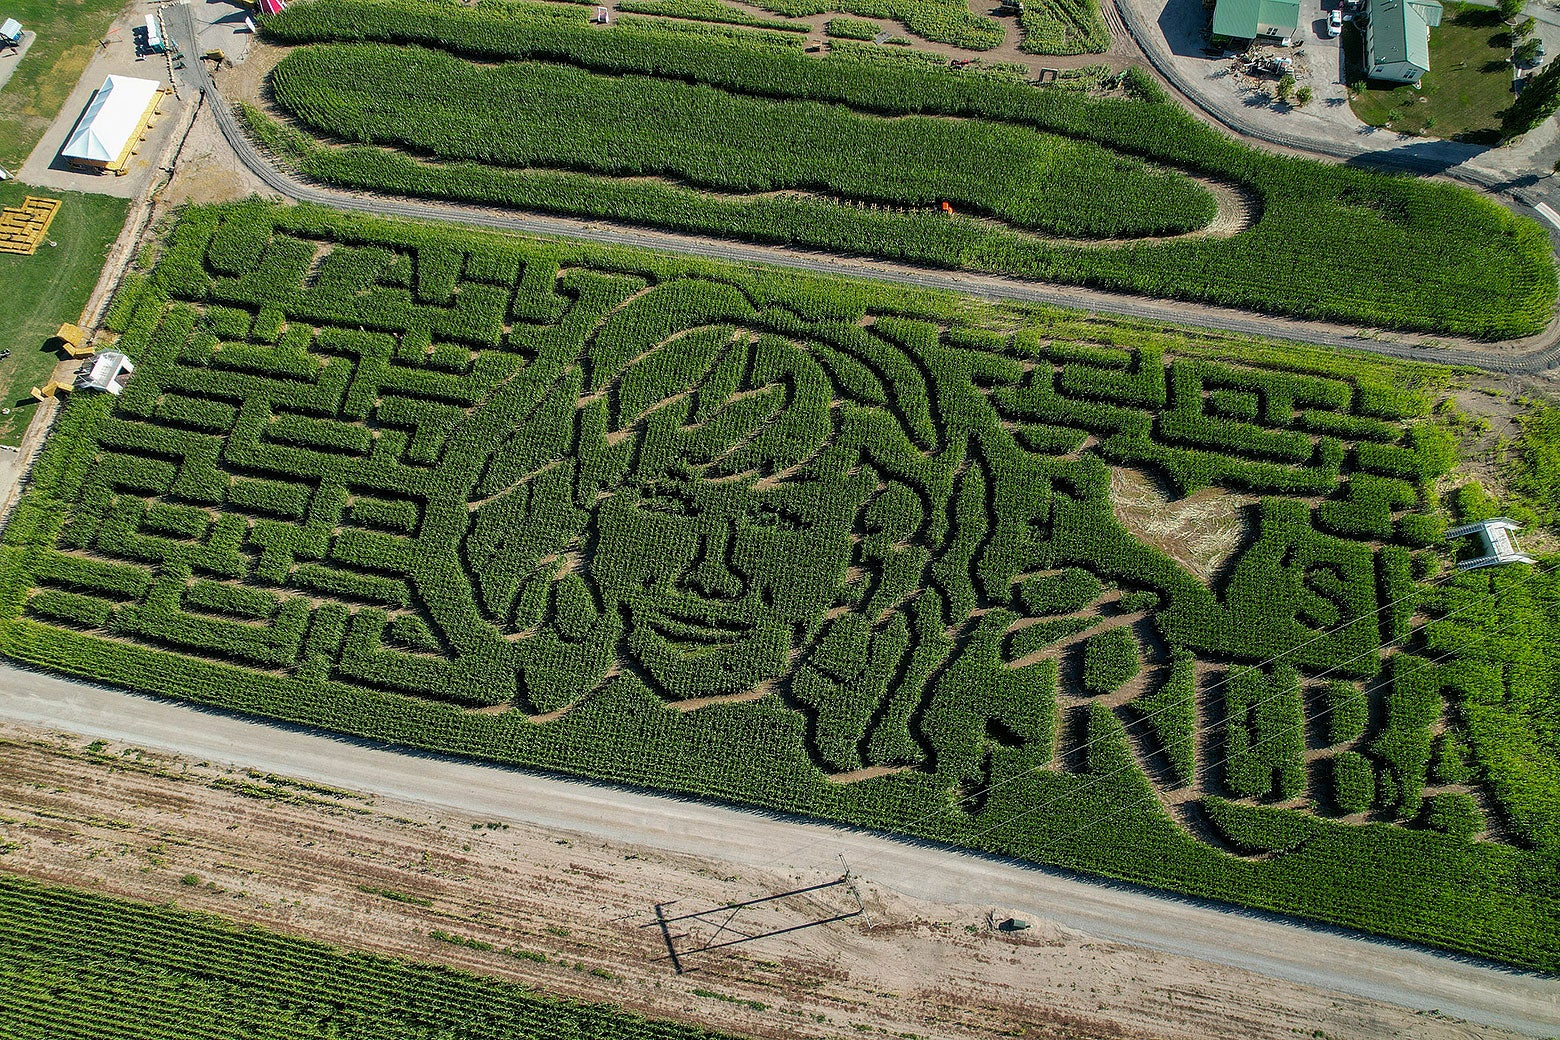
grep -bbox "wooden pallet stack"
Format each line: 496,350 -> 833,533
0,196 -> 62,256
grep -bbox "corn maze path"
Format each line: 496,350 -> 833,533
1,204 -> 1509,860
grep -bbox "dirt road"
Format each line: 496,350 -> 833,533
0,665 -> 1555,1037
0,721 -> 1535,1040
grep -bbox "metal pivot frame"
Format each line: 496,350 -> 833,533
645,860 -> 870,975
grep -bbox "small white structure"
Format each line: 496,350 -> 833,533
1,18 -> 22,45
62,75 -> 164,174
75,351 -> 135,395
144,14 -> 164,52
1445,517 -> 1535,571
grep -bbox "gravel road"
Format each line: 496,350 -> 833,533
1,666 -> 1556,1037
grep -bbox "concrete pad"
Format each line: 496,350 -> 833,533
0,30 -> 35,97
14,1 -> 187,198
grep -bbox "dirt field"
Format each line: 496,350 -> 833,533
0,721 -> 1528,1040
159,97 -> 279,208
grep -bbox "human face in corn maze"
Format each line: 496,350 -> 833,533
466,321 -> 878,711
592,470 -> 862,703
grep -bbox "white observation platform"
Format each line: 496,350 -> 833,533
1445,518 -> 1535,571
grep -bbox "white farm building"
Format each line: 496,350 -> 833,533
62,75 -> 166,174
75,352 -> 135,395
1365,0 -> 1443,84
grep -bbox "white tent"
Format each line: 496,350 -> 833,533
62,75 -> 162,170
1,19 -> 22,43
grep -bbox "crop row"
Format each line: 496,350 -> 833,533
0,874 -> 738,1040
255,0 -> 1558,337
0,201 -> 1550,971
269,43 -> 1216,241
619,0 -> 812,33
747,0 -> 1004,48
1018,0 -> 1108,55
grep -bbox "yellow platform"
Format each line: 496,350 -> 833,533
30,380 -> 73,402
107,88 -> 171,175
54,323 -> 95,358
0,197 -> 62,256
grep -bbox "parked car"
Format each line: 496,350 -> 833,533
1327,9 -> 1343,36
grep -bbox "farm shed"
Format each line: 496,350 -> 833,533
1365,0 -> 1442,83
61,75 -> 165,174
1212,0 -> 1300,42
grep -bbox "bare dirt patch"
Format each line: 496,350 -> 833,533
213,34 -> 288,103
161,98 -> 280,208
1445,383 -> 1528,494
0,722 -> 1522,1040
1108,465 -> 1255,581
1435,375 -> 1560,555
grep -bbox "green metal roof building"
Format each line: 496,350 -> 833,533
1212,0 -> 1300,40
1365,0 -> 1442,83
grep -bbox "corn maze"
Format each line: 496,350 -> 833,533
1018,0 -> 1109,56
1,202 -> 1556,969
250,0 -> 1558,338
742,0 -> 1004,48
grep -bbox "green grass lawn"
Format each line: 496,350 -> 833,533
0,0 -> 132,170
0,183 -> 128,446
1346,3 -> 1514,144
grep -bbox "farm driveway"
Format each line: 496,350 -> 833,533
0,667 -> 1555,1037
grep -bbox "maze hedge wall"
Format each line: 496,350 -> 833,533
2,202 -> 1556,970
252,0 -> 1558,338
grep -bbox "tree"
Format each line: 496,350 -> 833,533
1513,15 -> 1537,40
1504,58 -> 1560,139
1517,37 -> 1542,65
1296,85 -> 1314,106
1277,73 -> 1296,100
1498,0 -> 1526,21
